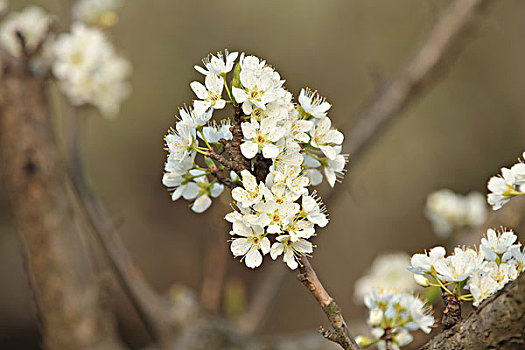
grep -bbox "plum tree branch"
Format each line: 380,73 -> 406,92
297,256 -> 360,350
0,62 -> 123,349
420,271 -> 525,349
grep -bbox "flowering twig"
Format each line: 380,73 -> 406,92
296,256 -> 360,350
421,272 -> 525,349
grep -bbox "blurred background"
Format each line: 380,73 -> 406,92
1,0 -> 525,348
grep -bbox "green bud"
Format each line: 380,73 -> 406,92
231,62 -> 242,89
204,156 -> 216,170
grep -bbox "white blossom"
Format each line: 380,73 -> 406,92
201,121 -> 233,144
270,235 -> 313,270
487,152 -> 525,210
231,170 -> 264,208
480,229 -> 520,262
73,0 -> 123,28
407,246 -> 446,275
309,116 -> 344,160
53,23 -> 130,118
232,54 -> 285,114
178,105 -> 212,129
354,253 -> 417,303
433,247 -> 483,282
162,50 -> 347,269
230,222 -> 270,268
190,73 -> 226,114
0,6 -> 54,73
194,50 -> 238,76
359,288 -> 434,349
301,194 -> 328,227
163,168 -> 222,213
298,88 -> 331,118
165,123 -> 198,163
323,151 -> 347,187
425,189 -> 487,238
468,261 -> 518,306
240,118 -> 285,159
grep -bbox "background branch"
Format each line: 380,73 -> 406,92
66,109 -> 195,343
341,0 -> 496,165
0,65 -> 123,349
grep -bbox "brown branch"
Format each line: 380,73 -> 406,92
296,256 -> 360,350
65,109 -> 191,343
241,0 -> 499,334
342,0 -> 496,164
420,272 -> 525,349
0,66 -> 124,349
440,291 -> 461,329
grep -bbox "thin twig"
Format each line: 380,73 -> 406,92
66,109 -> 178,342
241,0 -> 498,332
342,0 -> 496,164
296,256 -> 360,350
237,262 -> 287,334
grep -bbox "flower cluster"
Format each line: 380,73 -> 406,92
408,229 -> 524,306
0,6 -> 54,74
425,189 -> 487,238
487,151 -> 525,210
0,2 -> 130,118
163,50 -> 348,269
356,289 -> 434,350
73,0 -> 123,29
52,22 -> 131,118
354,253 -> 418,303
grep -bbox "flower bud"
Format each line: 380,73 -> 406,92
414,274 -> 430,287
355,336 -> 372,347
368,308 -> 383,327
231,62 -> 242,89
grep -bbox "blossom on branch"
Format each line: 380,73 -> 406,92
487,151 -> 525,210
425,189 -> 487,238
52,23 -> 131,117
408,229 -> 524,307
162,50 -> 349,268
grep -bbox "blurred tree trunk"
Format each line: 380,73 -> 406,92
0,66 -> 124,350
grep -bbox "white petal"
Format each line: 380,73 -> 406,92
232,87 -> 247,103
270,243 -> 284,260
211,183 -> 224,198
245,246 -> 263,268
284,250 -> 298,270
241,141 -> 258,159
260,237 -> 271,255
324,168 -> 336,187
182,182 -> 200,200
262,143 -> 280,159
192,195 -> 212,213
190,81 -> 208,99
231,238 -> 251,256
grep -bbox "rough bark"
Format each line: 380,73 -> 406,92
0,67 -> 123,349
420,272 -> 525,350
440,292 -> 461,330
